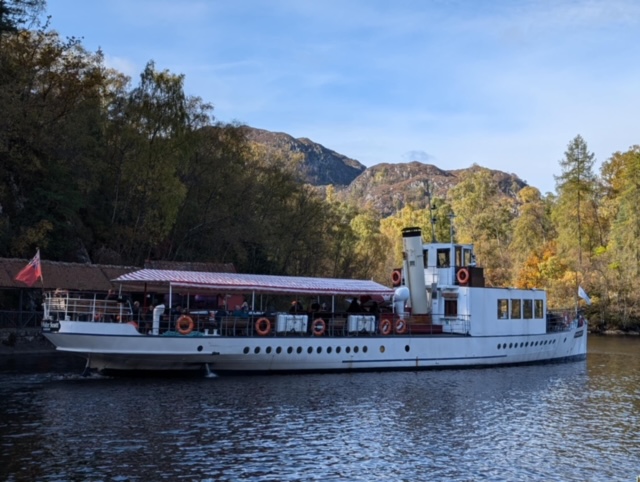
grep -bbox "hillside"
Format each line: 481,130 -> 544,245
244,127 -> 529,217
243,127 -> 366,186
341,162 -> 527,216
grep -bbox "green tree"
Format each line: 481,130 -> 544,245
599,146 -> 640,325
449,166 -> 516,286
0,29 -> 111,258
553,135 -> 601,264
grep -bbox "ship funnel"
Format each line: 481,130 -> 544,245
402,227 -> 429,314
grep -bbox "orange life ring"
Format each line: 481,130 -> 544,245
255,317 -> 271,336
394,319 -> 408,334
177,315 -> 194,335
312,318 -> 326,336
391,269 -> 402,286
379,318 -> 392,336
457,268 -> 470,285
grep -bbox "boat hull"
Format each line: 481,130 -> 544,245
43,323 -> 588,375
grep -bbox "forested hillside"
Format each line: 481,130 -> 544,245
1,1 -> 639,329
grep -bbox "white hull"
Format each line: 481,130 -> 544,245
44,321 -> 587,375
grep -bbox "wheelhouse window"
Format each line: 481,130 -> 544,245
535,300 -> 544,319
423,249 -> 429,268
523,299 -> 533,319
437,248 -> 450,268
497,299 -> 509,319
510,299 -> 521,319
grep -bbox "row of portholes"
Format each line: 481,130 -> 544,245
497,339 -> 559,350
243,345 -> 375,355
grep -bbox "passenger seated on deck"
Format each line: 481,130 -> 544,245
289,300 -> 304,314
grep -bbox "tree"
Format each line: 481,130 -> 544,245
510,186 -> 555,285
0,0 -> 45,36
0,29 -> 111,258
449,166 -> 516,286
553,135 -> 601,265
599,146 -> 640,324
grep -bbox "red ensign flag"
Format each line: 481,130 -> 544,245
15,249 -> 43,287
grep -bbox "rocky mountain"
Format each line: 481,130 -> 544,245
341,162 -> 527,217
243,127 -> 366,186
243,126 -> 528,217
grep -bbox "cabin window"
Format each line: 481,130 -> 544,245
523,300 -> 533,319
437,249 -> 450,268
497,299 -> 509,319
535,300 -> 544,319
463,249 -> 473,266
423,249 -> 429,268
455,246 -> 462,267
510,299 -> 522,319
444,299 -> 457,316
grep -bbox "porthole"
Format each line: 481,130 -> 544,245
307,346 -> 313,354
363,346 -> 368,353
346,346 -> 351,354
497,344 -> 501,350
525,342 -> 529,347
380,346 -> 385,353
509,343 -> 513,348
287,346 -> 293,354
197,345 -> 203,352
520,343 -> 524,348
254,347 -> 260,354
317,346 -> 322,354
327,346 -> 332,354
405,345 -> 410,352
336,346 -> 341,354
297,346 -> 302,354
243,347 -> 250,354
354,346 -> 359,353
276,346 -> 282,354
266,346 -> 272,354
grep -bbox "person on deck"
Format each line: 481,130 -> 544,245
346,298 -> 362,313
289,300 -> 305,314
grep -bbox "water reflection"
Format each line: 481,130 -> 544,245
0,336 -> 638,481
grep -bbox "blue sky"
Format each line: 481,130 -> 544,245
45,0 -> 640,194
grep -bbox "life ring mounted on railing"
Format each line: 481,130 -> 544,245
394,319 -> 408,335
255,317 -> 271,336
456,268 -> 470,286
176,315 -> 194,335
391,269 -> 402,287
312,318 -> 326,336
379,318 -> 392,336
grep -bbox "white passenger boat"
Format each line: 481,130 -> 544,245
41,227 -> 587,375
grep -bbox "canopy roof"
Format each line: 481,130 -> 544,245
113,269 -> 394,297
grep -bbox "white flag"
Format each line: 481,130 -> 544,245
578,285 -> 591,305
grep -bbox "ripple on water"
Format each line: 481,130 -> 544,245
1,338 -> 639,481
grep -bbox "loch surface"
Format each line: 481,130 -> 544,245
0,335 -> 638,481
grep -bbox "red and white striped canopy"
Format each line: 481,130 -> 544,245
114,269 -> 394,297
